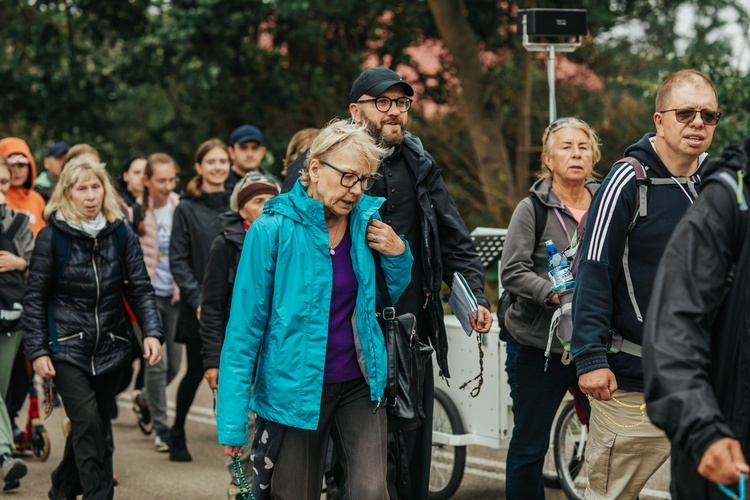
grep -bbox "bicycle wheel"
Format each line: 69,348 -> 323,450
554,400 -> 587,500
429,388 -> 467,500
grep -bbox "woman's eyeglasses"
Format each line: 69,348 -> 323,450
319,160 -> 382,191
658,108 -> 722,126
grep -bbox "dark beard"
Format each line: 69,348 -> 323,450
364,119 -> 404,148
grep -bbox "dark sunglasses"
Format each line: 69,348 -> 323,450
659,108 -> 722,126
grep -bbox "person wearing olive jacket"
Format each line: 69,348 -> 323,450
22,157 -> 163,500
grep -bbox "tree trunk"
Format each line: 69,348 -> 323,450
427,0 -> 520,224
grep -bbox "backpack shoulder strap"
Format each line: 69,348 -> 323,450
4,213 -> 29,246
49,224 -> 71,280
620,156 -> 649,226
528,193 -> 548,247
715,169 -> 748,212
112,221 -> 129,280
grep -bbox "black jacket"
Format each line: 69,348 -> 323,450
200,211 -> 245,370
643,137 -> 750,499
22,216 -> 163,376
169,190 -> 229,340
283,132 -> 488,378
572,133 -> 703,391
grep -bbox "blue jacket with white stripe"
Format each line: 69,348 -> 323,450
571,133 -> 705,392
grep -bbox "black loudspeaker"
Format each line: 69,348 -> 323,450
517,9 -> 588,37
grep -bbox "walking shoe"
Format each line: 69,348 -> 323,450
154,432 -> 169,453
1,454 -> 27,487
3,479 -> 20,491
167,428 -> 192,462
132,391 -> 153,435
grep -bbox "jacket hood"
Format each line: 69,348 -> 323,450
529,177 -> 599,208
0,137 -> 37,190
179,189 -> 228,209
264,178 -> 384,227
624,133 -> 709,178
219,210 -> 246,247
701,136 -> 750,181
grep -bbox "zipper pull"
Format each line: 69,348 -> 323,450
373,398 -> 382,414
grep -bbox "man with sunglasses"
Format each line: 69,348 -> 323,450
282,67 -> 492,499
571,69 -> 721,499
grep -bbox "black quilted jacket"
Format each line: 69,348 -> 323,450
22,215 -> 163,376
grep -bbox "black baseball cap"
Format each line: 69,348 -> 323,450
229,125 -> 265,147
349,67 -> 414,103
45,141 -> 70,158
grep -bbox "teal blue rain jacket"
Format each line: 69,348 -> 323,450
217,180 -> 413,445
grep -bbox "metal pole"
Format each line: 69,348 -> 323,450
548,45 -> 556,123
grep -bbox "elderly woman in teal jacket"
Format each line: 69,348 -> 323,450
217,119 -> 412,500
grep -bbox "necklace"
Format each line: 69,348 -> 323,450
328,217 -> 346,256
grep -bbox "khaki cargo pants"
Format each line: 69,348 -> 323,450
584,389 -> 671,500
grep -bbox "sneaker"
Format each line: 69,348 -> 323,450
61,418 -> 71,438
167,428 -> 192,462
154,433 -> 169,453
132,391 -> 153,436
1,454 -> 27,487
3,479 -> 20,491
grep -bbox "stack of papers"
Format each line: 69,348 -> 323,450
448,272 -> 478,336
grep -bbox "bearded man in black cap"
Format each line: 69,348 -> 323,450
283,66 -> 492,499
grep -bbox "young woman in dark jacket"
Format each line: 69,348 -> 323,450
167,138 -> 230,462
22,157 -> 163,500
200,172 -> 279,490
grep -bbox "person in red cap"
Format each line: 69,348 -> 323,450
0,138 -> 46,236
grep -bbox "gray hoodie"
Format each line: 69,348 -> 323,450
500,178 -> 598,353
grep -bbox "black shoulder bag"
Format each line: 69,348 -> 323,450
374,254 -> 434,432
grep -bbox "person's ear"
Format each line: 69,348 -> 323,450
195,162 -> 203,176
227,146 -> 236,161
654,112 -> 666,137
349,103 -> 362,123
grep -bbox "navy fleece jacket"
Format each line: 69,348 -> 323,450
571,133 -> 705,392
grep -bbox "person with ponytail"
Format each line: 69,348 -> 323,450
136,153 -> 182,453
167,139 -> 230,462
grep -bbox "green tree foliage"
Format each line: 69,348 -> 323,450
0,0 -> 747,226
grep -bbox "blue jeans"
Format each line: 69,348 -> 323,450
143,295 -> 182,436
504,333 -> 586,500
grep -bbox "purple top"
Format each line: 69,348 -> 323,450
324,226 -> 363,384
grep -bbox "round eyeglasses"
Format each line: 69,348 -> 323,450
319,160 -> 382,191
356,97 -> 412,113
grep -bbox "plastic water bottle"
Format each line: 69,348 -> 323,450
545,240 -> 575,292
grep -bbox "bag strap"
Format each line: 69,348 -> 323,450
528,193 -> 548,248
373,252 -> 394,310
3,212 -> 29,246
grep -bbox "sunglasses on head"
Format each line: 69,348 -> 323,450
659,108 -> 722,126
543,117 -> 591,143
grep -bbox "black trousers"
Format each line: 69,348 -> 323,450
387,359 -> 435,500
50,361 -> 124,500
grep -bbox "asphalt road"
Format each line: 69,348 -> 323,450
6,357 -> 671,499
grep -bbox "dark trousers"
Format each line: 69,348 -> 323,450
50,361 -> 124,500
173,336 -> 203,432
504,333 -> 586,500
271,377 -> 388,500
387,359 -> 434,500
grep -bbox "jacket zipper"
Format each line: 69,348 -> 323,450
48,332 -> 84,345
109,332 -> 129,343
91,239 -> 101,375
